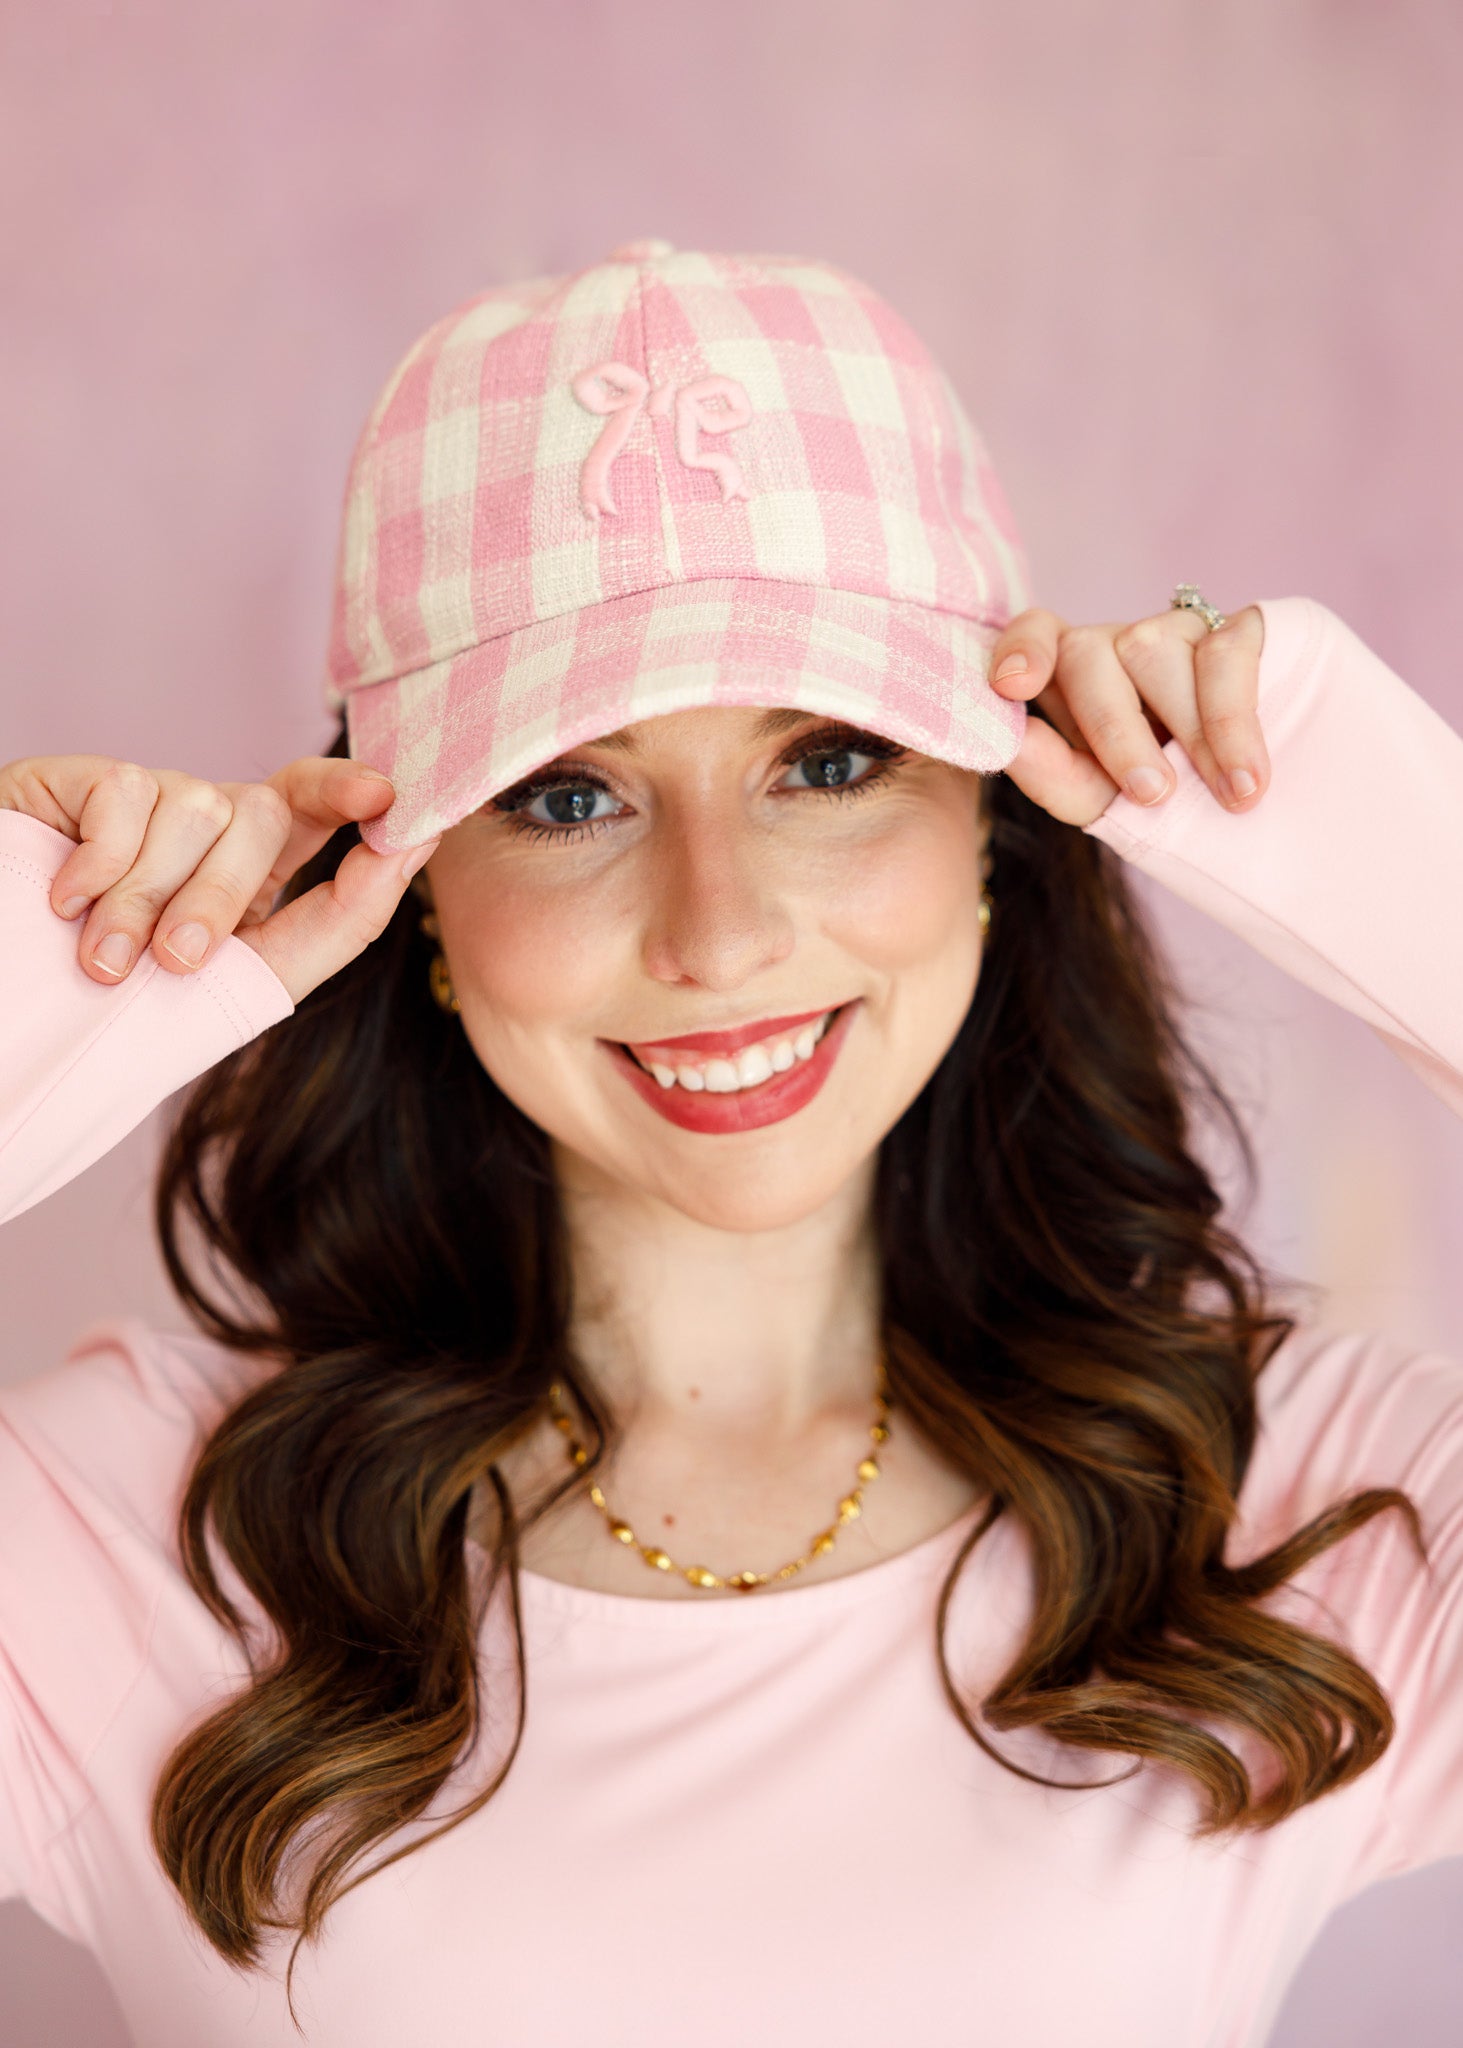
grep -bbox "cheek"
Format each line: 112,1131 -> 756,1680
441,867 -> 620,1049
436,865 -> 630,1145
815,799 -> 984,981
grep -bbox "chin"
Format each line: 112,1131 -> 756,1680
644,1153 -> 875,1236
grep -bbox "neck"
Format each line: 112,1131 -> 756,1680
551,1146 -> 884,1444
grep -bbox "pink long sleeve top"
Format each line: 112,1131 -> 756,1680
2,595 -> 1462,2047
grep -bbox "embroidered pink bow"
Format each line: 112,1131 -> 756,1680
572,362 -> 753,519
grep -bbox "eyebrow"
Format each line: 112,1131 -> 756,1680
590,707 -> 811,755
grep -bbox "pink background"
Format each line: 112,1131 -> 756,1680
2,1 -> 1460,2039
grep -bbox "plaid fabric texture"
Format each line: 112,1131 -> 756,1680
324,239 -> 1032,852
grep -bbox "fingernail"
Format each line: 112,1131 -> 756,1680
162,921 -> 210,967
58,895 -> 90,919
992,653 -> 1028,683
399,835 -> 441,882
92,931 -> 134,978
1126,766 -> 1169,805
348,766 -> 393,782
1224,767 -> 1258,802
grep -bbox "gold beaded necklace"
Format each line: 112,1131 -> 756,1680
545,1355 -> 892,1593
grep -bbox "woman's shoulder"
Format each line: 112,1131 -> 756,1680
1237,1315 -> 1463,1558
0,1314 -> 275,1550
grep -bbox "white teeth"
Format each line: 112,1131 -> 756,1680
736,1045 -> 775,1088
630,1008 -> 841,1096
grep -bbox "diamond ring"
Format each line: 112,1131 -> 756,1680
1170,583 -> 1228,631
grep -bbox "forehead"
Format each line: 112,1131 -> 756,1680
588,706 -> 811,757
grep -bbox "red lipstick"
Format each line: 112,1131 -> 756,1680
623,1006 -> 834,1061
603,1001 -> 859,1135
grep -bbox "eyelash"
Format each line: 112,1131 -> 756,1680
491,725 -> 909,844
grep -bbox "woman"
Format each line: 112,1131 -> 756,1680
0,241 -> 1460,2046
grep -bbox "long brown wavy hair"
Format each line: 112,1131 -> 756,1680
150,718 -> 1420,1989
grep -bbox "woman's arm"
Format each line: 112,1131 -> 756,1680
0,809 -> 295,1224
1082,595 -> 1463,1117
1071,598 -> 1463,1886
0,747 -> 440,1228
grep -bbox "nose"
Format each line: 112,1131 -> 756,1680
640,804 -> 796,991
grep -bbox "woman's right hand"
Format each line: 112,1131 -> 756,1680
0,754 -> 437,1006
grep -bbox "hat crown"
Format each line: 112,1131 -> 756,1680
324,244 -> 1029,709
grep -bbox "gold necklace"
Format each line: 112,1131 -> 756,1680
545,1356 -> 892,1593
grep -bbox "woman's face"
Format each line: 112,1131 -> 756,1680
418,707 -> 993,1233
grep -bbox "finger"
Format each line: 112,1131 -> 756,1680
268,755 -> 396,832
999,708 -> 1119,827
243,758 -> 396,901
235,834 -> 440,1006
1026,676 -> 1088,754
1114,602 -> 1245,802
1029,623 -> 1187,764
1192,605 -> 1269,806
73,772 -> 236,983
43,759 -> 164,918
0,753 -> 140,849
1055,625 -> 1180,808
1111,606 -> 1268,810
986,608 -> 1068,701
144,781 -> 296,975
220,759 -> 399,934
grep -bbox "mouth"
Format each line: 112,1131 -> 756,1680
602,1002 -> 859,1135
624,1005 -> 838,1092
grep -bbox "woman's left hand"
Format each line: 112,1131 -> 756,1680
986,602 -> 1269,828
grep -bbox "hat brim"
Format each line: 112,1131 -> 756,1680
341,578 -> 1025,854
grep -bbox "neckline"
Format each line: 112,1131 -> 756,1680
501,1495 -> 995,1631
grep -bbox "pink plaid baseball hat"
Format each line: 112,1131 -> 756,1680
323,237 -> 1032,854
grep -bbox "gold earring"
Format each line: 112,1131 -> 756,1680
978,886 -> 995,937
418,909 -> 461,1014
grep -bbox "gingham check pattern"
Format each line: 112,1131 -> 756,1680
325,241 -> 1033,852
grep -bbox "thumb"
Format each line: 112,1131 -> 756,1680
233,834 -> 441,1005
999,713 -> 1119,829
986,608 -> 1065,702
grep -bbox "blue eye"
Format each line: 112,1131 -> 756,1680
522,782 -> 620,826
782,747 -> 880,791
491,727 -> 905,843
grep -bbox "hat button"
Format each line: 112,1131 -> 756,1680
605,238 -> 675,262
